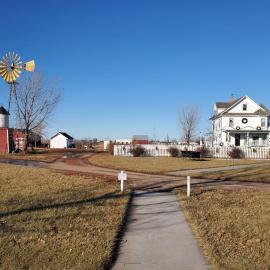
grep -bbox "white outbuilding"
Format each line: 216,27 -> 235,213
50,132 -> 74,149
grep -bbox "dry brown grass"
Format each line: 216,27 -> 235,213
89,153 -> 268,173
177,189 -> 270,269
0,164 -> 129,269
191,166 -> 270,183
0,149 -> 89,162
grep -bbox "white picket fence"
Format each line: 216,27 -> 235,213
114,144 -> 270,159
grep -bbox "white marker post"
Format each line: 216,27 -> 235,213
118,170 -> 127,193
187,176 -> 191,197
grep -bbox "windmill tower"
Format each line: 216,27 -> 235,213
0,52 -> 35,112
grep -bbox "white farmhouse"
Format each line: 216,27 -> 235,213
210,96 -> 270,147
50,132 -> 74,149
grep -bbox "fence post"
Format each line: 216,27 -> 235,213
187,176 -> 191,197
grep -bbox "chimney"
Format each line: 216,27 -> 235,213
230,94 -> 235,104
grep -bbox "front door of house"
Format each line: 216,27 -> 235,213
235,134 -> 240,146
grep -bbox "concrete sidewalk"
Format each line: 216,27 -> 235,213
112,191 -> 211,270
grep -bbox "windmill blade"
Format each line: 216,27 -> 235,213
5,73 -> 10,82
14,65 -> 22,71
0,69 -> 7,76
0,52 -> 35,83
14,54 -> 20,62
15,61 -> 23,67
3,72 -> 8,81
10,72 -> 16,82
7,73 -> 13,83
13,69 -> 21,78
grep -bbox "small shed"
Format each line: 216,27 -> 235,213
50,132 -> 74,149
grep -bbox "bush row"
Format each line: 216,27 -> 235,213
119,145 -> 246,159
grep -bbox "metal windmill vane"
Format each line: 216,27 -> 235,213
0,52 -> 35,111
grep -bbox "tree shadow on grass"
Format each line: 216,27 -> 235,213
103,192 -> 134,270
0,192 -> 129,219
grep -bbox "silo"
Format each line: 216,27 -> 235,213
0,106 -> 9,128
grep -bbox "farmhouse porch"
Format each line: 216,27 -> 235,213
226,131 -> 269,147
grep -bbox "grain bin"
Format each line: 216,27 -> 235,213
0,106 -> 9,128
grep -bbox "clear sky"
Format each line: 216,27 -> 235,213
1,0 -> 270,140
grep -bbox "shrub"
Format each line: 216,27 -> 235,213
228,147 -> 243,159
130,146 -> 146,157
167,147 -> 180,157
109,143 -> 114,155
198,146 -> 210,158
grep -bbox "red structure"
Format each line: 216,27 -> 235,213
132,135 -> 149,144
0,106 -> 26,153
0,128 -> 9,153
0,128 -> 25,154
12,129 -> 25,151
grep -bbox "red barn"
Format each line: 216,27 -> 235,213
0,127 -> 9,153
0,106 -> 30,153
0,106 -> 10,153
132,135 -> 149,144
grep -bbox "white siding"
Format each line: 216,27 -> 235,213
212,96 -> 270,147
50,134 -> 73,148
222,116 -> 268,131
229,97 -> 261,114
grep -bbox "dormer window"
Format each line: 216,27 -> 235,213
243,104 -> 247,111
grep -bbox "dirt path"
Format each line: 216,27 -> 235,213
1,153 -> 270,191
45,153 -> 270,191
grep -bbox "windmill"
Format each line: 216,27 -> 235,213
0,52 -> 35,112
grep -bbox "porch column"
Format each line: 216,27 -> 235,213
247,132 -> 249,147
259,134 -> 262,147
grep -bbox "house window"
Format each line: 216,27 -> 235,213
261,118 -> 266,127
229,118 -> 234,127
243,104 -> 247,111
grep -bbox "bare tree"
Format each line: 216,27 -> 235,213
179,106 -> 199,145
12,74 -> 61,151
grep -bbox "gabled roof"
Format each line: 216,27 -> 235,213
216,102 -> 231,109
51,132 -> 73,140
132,135 -> 148,140
259,104 -> 270,113
210,96 -> 270,120
0,106 -> 9,115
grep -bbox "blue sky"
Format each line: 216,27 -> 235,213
1,0 -> 270,140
